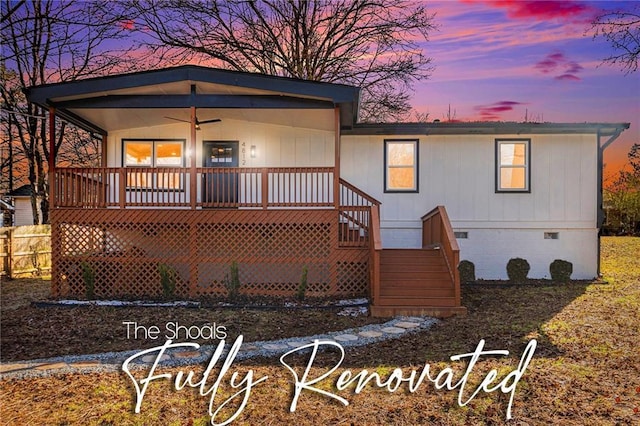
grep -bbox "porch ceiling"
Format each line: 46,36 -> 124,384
72,107 -> 336,132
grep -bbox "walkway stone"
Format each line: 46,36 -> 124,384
262,343 -> 289,351
0,363 -> 40,373
359,330 -> 383,338
34,362 -> 68,371
141,354 -> 170,363
395,321 -> 420,329
380,326 -> 406,334
174,351 -> 201,359
70,361 -> 101,368
334,334 -> 359,342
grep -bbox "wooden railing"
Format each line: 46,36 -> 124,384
338,178 -> 380,248
369,204 -> 383,305
421,206 -> 461,306
53,167 -> 335,209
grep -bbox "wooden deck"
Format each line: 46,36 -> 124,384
50,167 -> 465,316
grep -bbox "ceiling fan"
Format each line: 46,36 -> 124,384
164,116 -> 221,130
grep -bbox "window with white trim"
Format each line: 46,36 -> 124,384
384,139 -> 418,192
496,139 -> 530,192
123,139 -> 185,189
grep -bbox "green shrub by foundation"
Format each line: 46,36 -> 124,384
458,260 -> 476,283
550,259 -> 573,283
506,258 -> 530,282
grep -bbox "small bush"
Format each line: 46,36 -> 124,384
458,260 -> 476,284
550,259 -> 573,283
506,258 -> 530,282
225,261 -> 241,300
296,266 -> 309,301
158,263 -> 177,298
81,261 -> 95,299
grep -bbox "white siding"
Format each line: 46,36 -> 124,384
341,133 -> 599,279
13,197 -> 40,226
107,116 -> 335,169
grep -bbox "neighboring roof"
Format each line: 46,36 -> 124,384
24,65 -> 360,134
6,184 -> 32,197
343,121 -> 630,137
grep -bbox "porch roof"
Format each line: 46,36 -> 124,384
24,65 -> 360,134
344,121 -> 630,137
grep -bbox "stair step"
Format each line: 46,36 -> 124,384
380,269 -> 450,279
380,278 -> 453,288
380,249 -> 441,260
379,287 -> 454,298
376,296 -> 457,307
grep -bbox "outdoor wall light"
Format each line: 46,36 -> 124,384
250,145 -> 256,158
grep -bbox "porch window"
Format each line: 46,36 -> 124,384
384,139 -> 418,192
123,139 -> 185,189
496,139 -> 530,192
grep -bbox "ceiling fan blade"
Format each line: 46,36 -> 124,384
164,116 -> 190,124
197,118 -> 222,125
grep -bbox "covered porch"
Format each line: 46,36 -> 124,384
27,65 -> 463,317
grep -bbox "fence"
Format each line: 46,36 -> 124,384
0,225 -> 51,279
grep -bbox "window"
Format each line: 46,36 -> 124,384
123,139 -> 185,189
384,139 -> 418,192
496,139 -> 530,192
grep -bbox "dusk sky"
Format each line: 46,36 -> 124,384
410,0 -> 639,180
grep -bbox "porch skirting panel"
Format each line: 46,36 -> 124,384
50,209 -> 369,299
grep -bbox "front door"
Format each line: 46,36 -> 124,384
202,141 -> 239,206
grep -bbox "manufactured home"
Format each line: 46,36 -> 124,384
25,65 -> 629,316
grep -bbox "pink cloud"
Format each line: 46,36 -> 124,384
475,100 -> 525,121
464,0 -> 598,23
534,51 -> 583,81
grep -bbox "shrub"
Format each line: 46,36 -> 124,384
550,259 -> 573,283
81,261 -> 95,299
458,260 -> 476,284
506,258 -> 530,282
158,263 -> 177,298
225,261 -> 241,300
296,266 -> 309,301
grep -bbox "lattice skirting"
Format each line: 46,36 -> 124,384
51,209 -> 369,298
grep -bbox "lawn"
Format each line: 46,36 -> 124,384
1,237 -> 639,425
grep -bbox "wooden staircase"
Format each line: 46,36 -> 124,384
370,247 -> 466,317
369,206 -> 467,318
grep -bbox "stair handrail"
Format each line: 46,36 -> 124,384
421,206 -> 460,306
339,178 -> 381,207
369,204 -> 383,305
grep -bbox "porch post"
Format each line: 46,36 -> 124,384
48,107 -> 56,209
334,106 -> 340,209
101,134 -> 107,167
48,107 -> 58,296
190,106 -> 197,210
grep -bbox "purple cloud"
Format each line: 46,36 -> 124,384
475,101 -> 525,121
535,51 -> 583,81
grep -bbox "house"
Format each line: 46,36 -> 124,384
4,185 -> 41,227
24,65 -> 629,316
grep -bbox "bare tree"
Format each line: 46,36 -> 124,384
126,0 -> 436,122
1,0 -> 144,224
591,6 -> 640,74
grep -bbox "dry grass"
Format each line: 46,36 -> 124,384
1,237 -> 639,425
